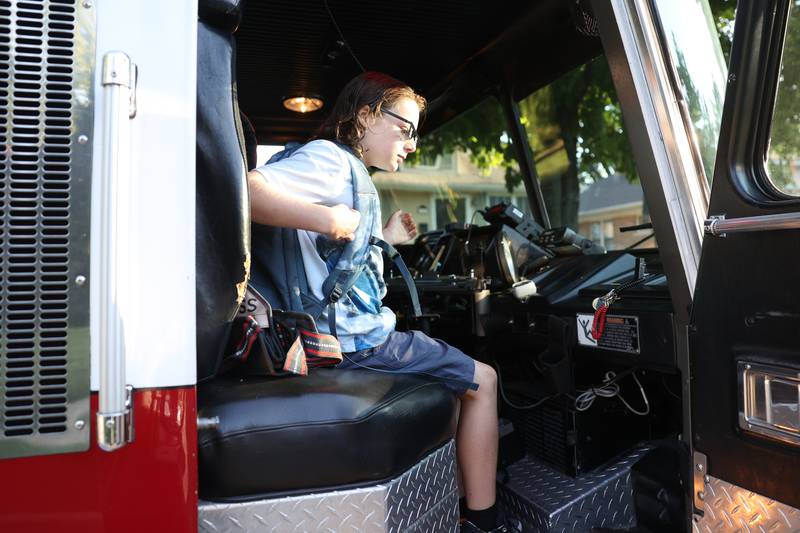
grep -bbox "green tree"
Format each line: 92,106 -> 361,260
410,56 -> 637,229
767,0 -> 800,192
518,57 -> 636,227
409,0 -> 743,228
409,98 -> 521,193
708,0 -> 736,62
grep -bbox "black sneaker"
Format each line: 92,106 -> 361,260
460,518 -> 523,533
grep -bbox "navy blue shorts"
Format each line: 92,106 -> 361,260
337,330 -> 478,395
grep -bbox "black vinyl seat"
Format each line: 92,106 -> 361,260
198,370 -> 458,500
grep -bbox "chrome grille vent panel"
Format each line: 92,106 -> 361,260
0,0 -> 94,458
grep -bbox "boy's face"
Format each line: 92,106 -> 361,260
360,97 -> 419,171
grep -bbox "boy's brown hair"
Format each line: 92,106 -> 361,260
315,72 -> 426,158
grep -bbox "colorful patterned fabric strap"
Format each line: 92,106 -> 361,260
299,328 -> 343,367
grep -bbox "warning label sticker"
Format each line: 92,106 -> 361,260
576,313 -> 640,354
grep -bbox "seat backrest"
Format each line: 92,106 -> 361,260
240,111 -> 258,171
196,0 -> 250,382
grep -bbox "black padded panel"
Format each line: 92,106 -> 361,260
197,370 -> 459,500
199,0 -> 244,33
196,19 -> 250,382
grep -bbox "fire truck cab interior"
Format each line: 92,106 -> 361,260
192,0 -> 796,531
195,0 -> 698,531
2,0 -> 799,531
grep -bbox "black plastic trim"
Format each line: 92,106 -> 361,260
201,439 -> 454,504
751,0 -> 800,202
723,0 -> 800,207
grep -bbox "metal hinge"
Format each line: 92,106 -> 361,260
101,52 -> 138,118
692,450 -> 708,514
97,385 -> 135,452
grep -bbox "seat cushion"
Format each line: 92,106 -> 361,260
197,369 -> 458,500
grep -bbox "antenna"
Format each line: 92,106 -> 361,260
323,0 -> 367,73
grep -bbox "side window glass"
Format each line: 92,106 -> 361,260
767,1 -> 800,196
653,0 -> 730,185
518,57 -> 655,251
373,97 -> 525,240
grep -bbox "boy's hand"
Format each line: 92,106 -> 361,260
324,204 -> 360,241
383,210 -> 418,245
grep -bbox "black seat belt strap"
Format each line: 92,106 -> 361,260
328,301 -> 337,338
370,237 -> 422,318
325,238 -> 421,339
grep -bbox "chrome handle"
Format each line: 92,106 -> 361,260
739,361 -> 800,447
96,52 -> 137,452
705,212 -> 800,237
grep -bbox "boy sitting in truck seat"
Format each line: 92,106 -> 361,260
247,72 -> 518,533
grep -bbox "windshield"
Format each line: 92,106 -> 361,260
518,56 -> 655,251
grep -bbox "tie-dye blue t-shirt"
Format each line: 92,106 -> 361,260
253,140 -> 396,352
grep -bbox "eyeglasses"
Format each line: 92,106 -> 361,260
382,108 -> 419,143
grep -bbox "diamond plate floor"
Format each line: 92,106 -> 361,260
693,476 -> 800,533
498,447 -> 650,533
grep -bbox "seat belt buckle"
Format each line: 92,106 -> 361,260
329,285 -> 344,303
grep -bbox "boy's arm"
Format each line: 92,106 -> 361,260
248,170 -> 360,241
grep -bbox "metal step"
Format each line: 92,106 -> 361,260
498,447 -> 651,533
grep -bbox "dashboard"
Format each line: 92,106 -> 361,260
384,202 -> 676,371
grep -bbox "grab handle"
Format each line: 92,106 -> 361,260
96,52 -> 137,452
705,212 -> 800,237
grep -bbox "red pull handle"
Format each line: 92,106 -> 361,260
592,305 -> 608,340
